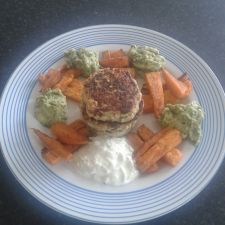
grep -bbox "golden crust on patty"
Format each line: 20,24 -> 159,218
82,68 -> 142,123
82,100 -> 143,137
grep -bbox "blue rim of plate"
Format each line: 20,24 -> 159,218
0,25 -> 225,224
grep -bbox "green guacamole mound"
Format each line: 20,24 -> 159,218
64,48 -> 99,77
128,45 -> 165,74
159,102 -> 204,144
35,88 -> 67,127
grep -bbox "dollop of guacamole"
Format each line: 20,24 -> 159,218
128,45 -> 165,74
64,48 -> 99,77
159,101 -> 204,144
35,89 -> 67,127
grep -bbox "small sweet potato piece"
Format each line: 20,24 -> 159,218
164,89 -> 179,104
63,79 -> 83,102
162,69 -> 188,99
178,73 -> 193,96
145,163 -> 159,173
135,127 -> 170,160
33,129 -> 72,160
127,132 -> 144,151
51,122 -> 88,145
145,72 -> 164,118
141,83 -> 149,95
142,95 -> 154,113
69,119 -> 87,130
100,56 -> 129,68
54,70 -> 74,91
162,148 -> 182,166
41,148 -> 61,165
137,124 -> 154,141
136,129 -> 182,173
38,69 -> 62,91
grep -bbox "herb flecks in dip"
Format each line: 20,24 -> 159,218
160,101 -> 204,144
35,88 -> 67,127
128,45 -> 165,74
64,48 -> 99,77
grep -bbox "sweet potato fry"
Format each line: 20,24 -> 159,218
145,72 -> 164,118
69,119 -> 87,131
78,127 -> 90,137
135,127 -> 170,160
33,128 -> 73,160
109,49 -> 126,58
136,129 -> 182,173
145,163 -> 159,173
41,148 -> 61,165
63,79 -> 83,102
50,122 -> 88,145
100,56 -> 129,68
54,69 -> 74,91
100,50 -> 129,68
162,69 -> 189,99
164,89 -> 179,104
142,95 -> 154,113
127,132 -> 144,151
137,124 -> 154,141
141,83 -> 149,95
63,144 -> 80,153
38,69 -> 62,91
178,73 -> 193,96
162,148 -> 182,166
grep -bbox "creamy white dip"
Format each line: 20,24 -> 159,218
72,137 -> 139,185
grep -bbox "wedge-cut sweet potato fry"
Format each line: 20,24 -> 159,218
162,69 -> 189,99
41,148 -> 61,165
100,56 -> 129,68
142,95 -> 154,113
178,73 -> 193,96
101,49 -> 126,60
141,83 -> 149,95
127,132 -> 144,151
51,122 -> 88,145
137,124 -> 154,142
69,119 -> 87,131
100,49 -> 129,68
109,49 -> 126,58
162,148 -> 182,166
145,72 -> 164,118
145,163 -> 159,173
54,69 -> 74,91
38,69 -> 62,91
63,79 -> 83,102
78,126 -> 90,137
63,144 -> 80,153
135,127 -> 170,160
164,89 -> 179,104
136,129 -> 182,173
33,128 -> 73,160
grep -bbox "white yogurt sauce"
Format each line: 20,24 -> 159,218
72,137 -> 139,185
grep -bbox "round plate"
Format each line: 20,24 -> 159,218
0,25 -> 225,224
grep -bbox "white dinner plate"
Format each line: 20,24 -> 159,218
0,25 -> 225,224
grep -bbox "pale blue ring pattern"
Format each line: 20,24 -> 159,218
0,26 -> 223,214
0,25 -> 225,224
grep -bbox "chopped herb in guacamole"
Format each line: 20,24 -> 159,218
64,48 -> 99,77
159,101 -> 204,144
128,45 -> 165,75
35,89 -> 67,127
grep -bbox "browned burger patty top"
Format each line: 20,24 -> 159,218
82,68 -> 142,123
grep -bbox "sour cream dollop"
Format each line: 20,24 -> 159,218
72,137 -> 139,185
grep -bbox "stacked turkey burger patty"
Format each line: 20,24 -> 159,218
81,68 -> 143,136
